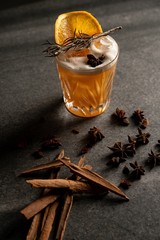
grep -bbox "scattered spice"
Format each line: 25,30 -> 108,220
107,156 -> 126,167
41,137 -> 62,150
80,126 -> 104,155
21,194 -> 59,220
122,165 -> 130,175
26,212 -> 42,240
55,192 -> 73,240
108,142 -> 129,158
32,149 -> 44,159
71,129 -> 80,134
39,200 -> 59,240
59,158 -> 129,200
129,161 -> 145,180
112,108 -> 130,126
135,128 -> 150,145
132,108 -> 149,129
124,136 -> 136,156
21,150 -> 128,240
88,126 -> 105,144
146,150 -> 160,169
80,143 -> 92,155
119,179 -> 131,189
87,54 -> 105,67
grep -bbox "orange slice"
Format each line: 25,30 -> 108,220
54,11 -> 103,45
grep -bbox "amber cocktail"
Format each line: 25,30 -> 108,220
56,35 -> 119,117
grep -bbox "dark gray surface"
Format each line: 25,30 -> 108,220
0,0 -> 160,239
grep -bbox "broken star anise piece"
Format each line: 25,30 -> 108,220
132,108 -> 149,129
41,137 -> 62,150
119,179 -> 131,189
32,149 -> 44,159
108,142 -> 128,158
123,136 -> 136,156
112,108 -> 129,126
129,161 -> 145,179
146,150 -> 160,169
80,143 -> 92,155
135,128 -> 150,145
107,156 -> 126,167
122,165 -> 130,175
88,126 -> 105,144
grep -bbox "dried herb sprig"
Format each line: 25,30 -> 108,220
43,26 -> 122,57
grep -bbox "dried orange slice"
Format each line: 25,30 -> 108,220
54,11 -> 103,45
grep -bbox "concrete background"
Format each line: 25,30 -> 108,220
0,0 -> 160,239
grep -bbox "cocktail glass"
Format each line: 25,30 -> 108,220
56,35 -> 119,117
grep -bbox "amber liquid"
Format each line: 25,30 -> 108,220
57,58 -> 117,117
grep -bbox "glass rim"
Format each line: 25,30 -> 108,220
56,36 -> 119,74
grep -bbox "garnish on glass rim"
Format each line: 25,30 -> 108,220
43,26 -> 122,57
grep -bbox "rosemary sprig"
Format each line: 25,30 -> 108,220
43,26 -> 122,57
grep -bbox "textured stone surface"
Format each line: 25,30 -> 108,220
0,0 -> 160,239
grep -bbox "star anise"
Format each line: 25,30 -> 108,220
32,149 -> 44,159
135,128 -> 150,145
122,165 -> 130,175
146,150 -> 160,169
41,137 -> 62,150
87,54 -> 105,67
107,156 -> 126,167
129,161 -> 145,179
88,126 -> 105,144
132,108 -> 149,129
124,136 -> 136,156
108,142 -> 129,158
112,108 -> 129,126
119,179 -> 131,189
80,143 -> 92,155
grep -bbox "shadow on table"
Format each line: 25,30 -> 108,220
0,0 -> 43,10
0,211 -> 29,240
0,96 -> 95,154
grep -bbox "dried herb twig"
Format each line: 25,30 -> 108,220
43,26 -> 122,57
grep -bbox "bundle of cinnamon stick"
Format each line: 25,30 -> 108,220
19,150 -> 128,240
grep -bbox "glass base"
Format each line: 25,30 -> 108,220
64,101 -> 110,117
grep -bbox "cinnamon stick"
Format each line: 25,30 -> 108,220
18,150 -> 70,176
41,169 -> 60,229
26,179 -> 95,193
55,157 -> 86,240
26,212 -> 42,240
59,159 -> 129,200
55,193 -> 73,240
21,194 -> 59,219
39,200 -> 59,240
